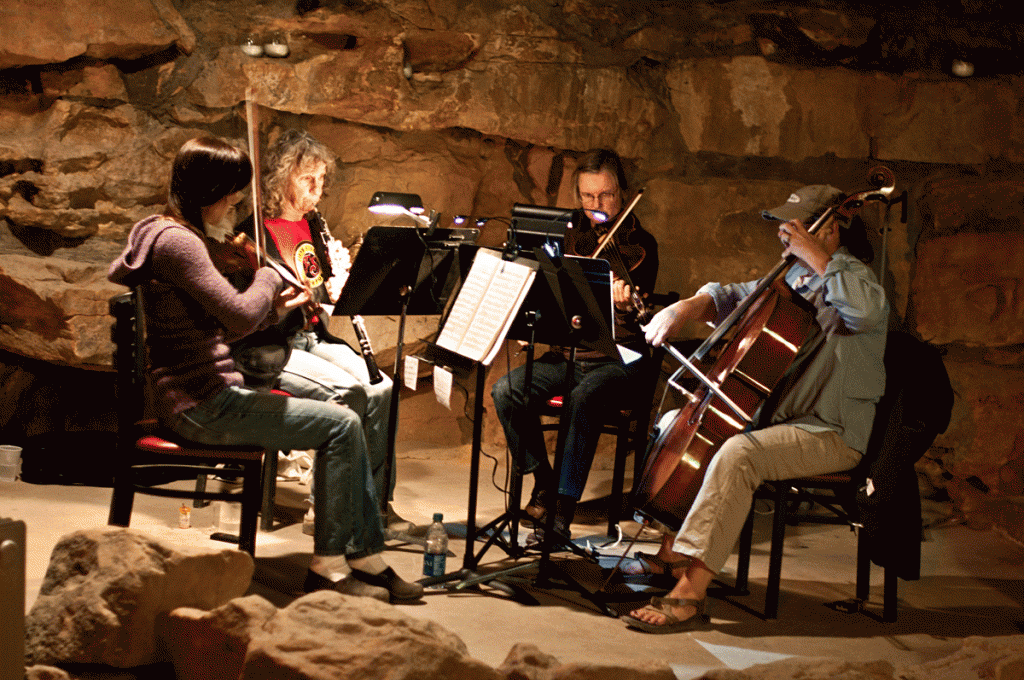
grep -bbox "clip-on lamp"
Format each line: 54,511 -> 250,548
504,203 -> 601,262
368,191 -> 439,236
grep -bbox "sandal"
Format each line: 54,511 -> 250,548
621,596 -> 709,634
621,551 -> 689,579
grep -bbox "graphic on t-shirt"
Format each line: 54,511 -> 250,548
294,242 -> 324,289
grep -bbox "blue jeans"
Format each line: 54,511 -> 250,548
170,385 -> 385,558
281,331 -> 394,503
491,351 -> 645,500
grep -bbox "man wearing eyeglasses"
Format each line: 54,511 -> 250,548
491,148 -> 659,544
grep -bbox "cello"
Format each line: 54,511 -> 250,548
630,167 -> 896,534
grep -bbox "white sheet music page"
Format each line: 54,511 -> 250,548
436,248 -> 538,364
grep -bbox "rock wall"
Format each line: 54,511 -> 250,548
1,0 -> 1022,542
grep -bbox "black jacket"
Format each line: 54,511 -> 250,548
857,331 -> 953,580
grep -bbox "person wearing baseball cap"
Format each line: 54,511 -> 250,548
761,184 -> 846,223
621,184 -> 889,634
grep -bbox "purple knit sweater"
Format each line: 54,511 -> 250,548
108,215 -> 283,421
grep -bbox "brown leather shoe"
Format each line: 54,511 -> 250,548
302,569 -> 389,602
349,566 -> 425,602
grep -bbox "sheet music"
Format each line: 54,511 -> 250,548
436,248 -> 538,365
433,365 -> 453,408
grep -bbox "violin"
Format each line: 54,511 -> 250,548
568,189 -> 652,323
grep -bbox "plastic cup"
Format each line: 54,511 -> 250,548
218,501 -> 242,533
0,445 -> 21,481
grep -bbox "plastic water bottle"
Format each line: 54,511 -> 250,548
422,513 -> 448,587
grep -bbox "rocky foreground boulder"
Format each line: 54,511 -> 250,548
24,527 -> 255,668
21,526 -> 1024,680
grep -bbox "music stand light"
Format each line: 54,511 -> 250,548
368,191 -> 438,233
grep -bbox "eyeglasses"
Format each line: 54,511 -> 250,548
580,191 -> 618,204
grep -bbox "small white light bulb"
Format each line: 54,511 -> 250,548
951,60 -> 974,77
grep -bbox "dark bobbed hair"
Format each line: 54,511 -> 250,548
840,214 -> 874,263
166,137 -> 252,235
572,148 -> 629,202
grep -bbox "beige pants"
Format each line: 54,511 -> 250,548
671,422 -> 863,574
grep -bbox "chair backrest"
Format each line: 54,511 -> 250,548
109,287 -> 150,436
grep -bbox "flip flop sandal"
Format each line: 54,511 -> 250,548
621,551 -> 689,578
620,596 -> 709,634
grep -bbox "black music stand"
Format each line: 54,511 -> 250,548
333,225 -> 479,547
449,250 -> 635,614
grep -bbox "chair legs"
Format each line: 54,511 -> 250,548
607,416 -> 633,537
107,457 -> 263,556
237,458 -> 263,555
763,483 -> 792,619
260,450 -> 280,532
733,482 -> 899,621
107,470 -> 136,527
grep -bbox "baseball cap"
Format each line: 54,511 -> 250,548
762,185 -> 845,222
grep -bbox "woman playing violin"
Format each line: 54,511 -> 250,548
491,148 -> 659,543
108,137 -> 422,603
622,184 -> 888,633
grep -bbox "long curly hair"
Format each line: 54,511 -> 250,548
165,137 -> 251,235
261,129 -> 335,220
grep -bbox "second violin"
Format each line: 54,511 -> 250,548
567,187 -> 657,324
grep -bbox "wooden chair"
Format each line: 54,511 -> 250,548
729,331 -> 953,622
107,288 -> 266,555
540,292 -> 678,537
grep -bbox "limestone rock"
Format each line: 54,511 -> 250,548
24,666 -> 71,680
25,527 -> 254,668
0,0 -> 195,70
0,253 -> 125,366
498,642 -> 561,680
496,642 -> 676,680
241,589 -> 501,680
913,176 -> 1024,346
899,635 -> 1024,680
165,595 -> 279,680
553,663 -> 677,680
698,657 -> 896,679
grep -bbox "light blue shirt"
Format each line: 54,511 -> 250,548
697,247 -> 889,454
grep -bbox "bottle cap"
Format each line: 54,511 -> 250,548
433,512 -> 443,522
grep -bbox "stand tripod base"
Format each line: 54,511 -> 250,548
419,567 -> 536,603
453,534 -> 658,617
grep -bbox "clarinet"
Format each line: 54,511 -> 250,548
308,211 -> 384,385
351,315 -> 384,384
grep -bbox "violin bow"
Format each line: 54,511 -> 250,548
590,187 -> 645,258
586,187 -> 653,321
244,88 -> 265,268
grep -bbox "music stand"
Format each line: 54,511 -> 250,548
450,249 -> 629,613
333,225 -> 479,546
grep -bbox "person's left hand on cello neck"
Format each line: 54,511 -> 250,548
777,216 -> 840,277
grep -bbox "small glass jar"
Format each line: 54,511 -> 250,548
240,34 -> 264,57
263,33 -> 290,58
